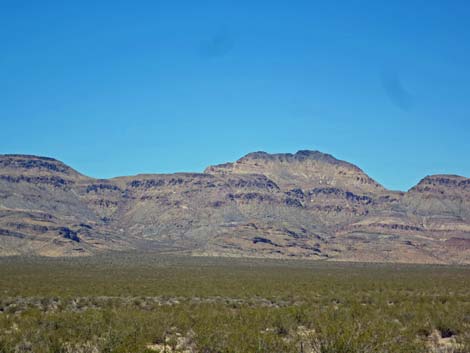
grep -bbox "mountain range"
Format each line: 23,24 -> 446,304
0,151 -> 469,264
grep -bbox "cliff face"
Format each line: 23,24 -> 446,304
0,152 -> 469,264
404,175 -> 470,220
0,155 -> 127,256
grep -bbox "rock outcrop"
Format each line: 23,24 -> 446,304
0,152 -> 469,264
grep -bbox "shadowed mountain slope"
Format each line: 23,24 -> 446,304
0,152 -> 469,263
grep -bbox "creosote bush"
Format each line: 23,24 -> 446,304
0,254 -> 469,353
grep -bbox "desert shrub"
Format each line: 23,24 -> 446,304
0,255 -> 468,352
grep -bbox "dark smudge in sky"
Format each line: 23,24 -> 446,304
380,70 -> 414,111
200,28 -> 234,58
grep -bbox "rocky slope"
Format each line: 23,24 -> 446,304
0,152 -> 469,264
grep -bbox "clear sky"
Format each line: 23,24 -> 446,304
1,1 -> 469,191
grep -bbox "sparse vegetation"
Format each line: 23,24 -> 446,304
0,254 -> 469,352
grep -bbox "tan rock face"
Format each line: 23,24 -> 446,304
0,151 -> 469,263
205,151 -> 385,194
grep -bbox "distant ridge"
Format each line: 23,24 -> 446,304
0,151 -> 469,264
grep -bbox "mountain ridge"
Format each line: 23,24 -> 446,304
0,151 -> 469,263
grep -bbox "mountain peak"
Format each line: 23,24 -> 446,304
241,150 -> 342,163
410,174 -> 470,192
205,150 -> 383,193
0,154 -> 84,178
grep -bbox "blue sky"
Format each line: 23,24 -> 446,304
1,1 -> 469,191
